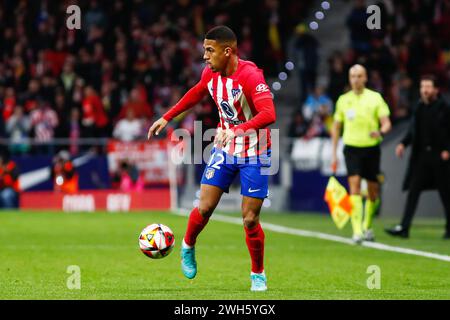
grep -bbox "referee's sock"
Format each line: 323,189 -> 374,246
363,198 -> 380,231
350,195 -> 363,236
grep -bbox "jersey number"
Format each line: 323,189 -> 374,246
208,153 -> 224,170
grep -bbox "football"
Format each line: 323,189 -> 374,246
139,224 -> 175,259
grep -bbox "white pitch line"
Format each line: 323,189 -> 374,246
174,209 -> 450,263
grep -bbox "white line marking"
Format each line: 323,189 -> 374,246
174,210 -> 450,263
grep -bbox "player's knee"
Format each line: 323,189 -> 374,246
198,202 -> 215,218
243,210 -> 259,229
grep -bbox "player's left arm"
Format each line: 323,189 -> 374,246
370,94 -> 392,138
232,71 -> 276,132
216,69 -> 276,146
216,97 -> 276,146
233,98 -> 276,133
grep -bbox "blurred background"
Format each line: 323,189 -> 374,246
0,0 -> 449,216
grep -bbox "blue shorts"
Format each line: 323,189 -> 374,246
200,147 -> 271,199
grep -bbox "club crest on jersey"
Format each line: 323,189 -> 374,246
231,88 -> 241,99
205,168 -> 215,180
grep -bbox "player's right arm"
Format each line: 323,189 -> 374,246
331,97 -> 344,172
147,69 -> 210,139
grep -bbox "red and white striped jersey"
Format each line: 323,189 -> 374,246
200,59 -> 274,158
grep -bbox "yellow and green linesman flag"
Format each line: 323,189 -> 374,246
324,176 -> 353,229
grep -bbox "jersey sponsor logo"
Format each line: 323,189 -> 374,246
255,83 -> 269,94
231,88 -> 241,99
225,118 -> 244,125
220,101 -> 235,118
205,168 -> 215,180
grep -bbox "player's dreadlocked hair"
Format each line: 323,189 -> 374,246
205,25 -> 237,43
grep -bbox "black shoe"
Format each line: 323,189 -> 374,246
385,225 -> 409,238
443,232 -> 450,240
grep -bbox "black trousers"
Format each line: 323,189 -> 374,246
401,150 -> 450,232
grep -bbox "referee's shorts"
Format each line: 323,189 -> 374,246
343,145 -> 381,182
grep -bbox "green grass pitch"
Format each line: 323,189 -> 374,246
1,210 -> 450,300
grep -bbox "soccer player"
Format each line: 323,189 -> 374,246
147,26 -> 276,291
331,64 -> 391,243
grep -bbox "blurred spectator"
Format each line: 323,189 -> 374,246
20,79 -> 41,113
2,87 -> 16,121
113,109 -> 144,142
305,104 -> 333,139
368,70 -> 384,93
390,71 -> 414,120
288,111 -> 309,138
0,154 -> 20,209
59,61 -> 77,98
81,86 -> 108,138
196,101 -> 220,132
84,1 -> 107,31
346,0 -> 371,54
40,74 -> 57,104
68,108 -> 82,156
54,90 -> 69,139
327,53 -> 348,103
5,105 -> 31,155
366,38 -> 396,88
112,160 -> 144,192
302,86 -> 333,121
52,150 -> 78,193
290,23 -> 319,103
117,86 -> 153,121
29,99 -> 59,154
180,111 -> 197,135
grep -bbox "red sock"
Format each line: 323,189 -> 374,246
184,207 -> 209,246
245,223 -> 265,273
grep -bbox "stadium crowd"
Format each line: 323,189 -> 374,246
1,0 -> 448,151
289,0 -> 450,140
0,0 -> 313,156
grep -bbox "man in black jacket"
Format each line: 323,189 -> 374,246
386,75 -> 450,239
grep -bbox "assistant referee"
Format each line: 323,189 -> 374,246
331,64 -> 392,243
